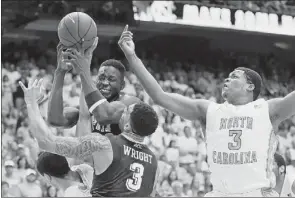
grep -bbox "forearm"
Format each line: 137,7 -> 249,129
76,91 -> 92,137
27,103 -> 55,152
125,53 -> 164,103
47,69 -> 68,126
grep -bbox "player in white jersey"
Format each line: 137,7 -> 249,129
273,153 -> 295,197
36,152 -> 93,197
118,25 -> 295,196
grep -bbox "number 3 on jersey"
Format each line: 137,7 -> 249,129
228,130 -> 242,150
126,163 -> 144,192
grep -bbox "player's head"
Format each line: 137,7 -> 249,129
273,153 -> 286,179
36,152 -> 71,187
96,59 -> 126,100
119,102 -> 159,137
222,67 -> 262,104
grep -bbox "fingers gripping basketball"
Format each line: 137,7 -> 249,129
58,12 -> 97,50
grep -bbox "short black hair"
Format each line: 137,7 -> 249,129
274,153 -> 286,174
36,152 -> 70,178
100,59 -> 126,77
130,102 -> 159,137
235,67 -> 262,100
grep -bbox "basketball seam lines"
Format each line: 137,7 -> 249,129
59,36 -> 77,46
77,12 -> 82,39
76,12 -> 93,45
63,17 -> 79,44
79,19 -> 93,43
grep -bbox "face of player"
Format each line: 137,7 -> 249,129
119,104 -> 135,132
96,66 -> 124,100
222,69 -> 254,103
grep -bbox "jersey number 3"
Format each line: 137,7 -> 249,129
228,130 -> 242,150
126,163 -> 144,192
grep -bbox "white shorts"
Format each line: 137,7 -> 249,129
204,188 -> 279,197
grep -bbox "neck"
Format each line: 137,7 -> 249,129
107,93 -> 120,102
227,96 -> 253,105
122,132 -> 145,144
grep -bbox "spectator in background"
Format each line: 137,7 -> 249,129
15,156 -> 32,180
45,186 -> 58,197
15,169 -> 43,197
178,126 -> 198,166
2,160 -> 22,186
1,181 -> 14,197
161,170 -> 178,196
171,181 -> 186,197
165,140 -> 180,163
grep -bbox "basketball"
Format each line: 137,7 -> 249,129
57,12 -> 97,50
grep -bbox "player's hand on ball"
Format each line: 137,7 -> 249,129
118,25 -> 135,56
63,37 -> 98,74
19,78 -> 44,105
57,42 -> 72,72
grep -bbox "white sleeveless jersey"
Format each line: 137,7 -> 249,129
64,164 -> 94,197
206,99 -> 278,194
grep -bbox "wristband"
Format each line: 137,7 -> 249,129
85,90 -> 107,112
89,99 -> 107,114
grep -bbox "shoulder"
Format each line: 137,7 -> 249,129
120,94 -> 141,106
267,98 -> 283,125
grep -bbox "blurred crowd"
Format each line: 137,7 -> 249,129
2,41 -> 295,197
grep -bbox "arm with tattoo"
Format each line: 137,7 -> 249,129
27,98 -> 112,160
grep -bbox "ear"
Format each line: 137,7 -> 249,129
124,122 -> 132,132
120,79 -> 125,90
246,83 -> 255,92
279,166 -> 285,175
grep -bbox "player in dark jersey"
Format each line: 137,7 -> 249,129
47,43 -> 140,136
20,78 -> 159,197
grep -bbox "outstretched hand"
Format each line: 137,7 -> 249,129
118,25 -> 135,56
19,78 -> 44,105
63,37 -> 99,74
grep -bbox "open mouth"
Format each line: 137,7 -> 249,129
100,88 -> 111,94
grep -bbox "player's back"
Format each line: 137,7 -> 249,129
91,134 -> 158,197
206,98 -> 278,194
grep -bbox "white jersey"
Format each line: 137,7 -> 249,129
64,164 -> 94,197
206,99 -> 278,194
280,176 -> 294,197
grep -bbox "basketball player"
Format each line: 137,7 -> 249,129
118,25 -> 295,197
47,42 -> 140,136
273,153 -> 295,197
37,152 -> 93,197
19,78 -> 160,197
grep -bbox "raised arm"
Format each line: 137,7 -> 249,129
20,79 -> 112,160
118,25 -> 211,121
268,90 -> 295,126
47,43 -> 79,128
